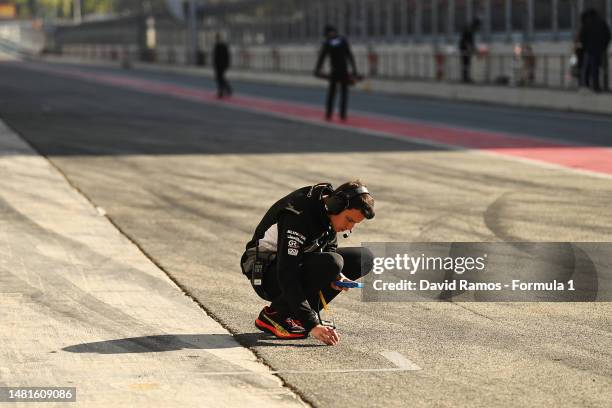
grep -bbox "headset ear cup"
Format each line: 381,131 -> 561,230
326,195 -> 343,214
326,192 -> 348,214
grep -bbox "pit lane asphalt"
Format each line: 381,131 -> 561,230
1,60 -> 611,408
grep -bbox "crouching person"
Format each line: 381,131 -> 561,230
240,181 -> 375,345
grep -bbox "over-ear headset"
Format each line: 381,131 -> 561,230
325,186 -> 369,215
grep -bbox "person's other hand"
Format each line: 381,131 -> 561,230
310,325 -> 340,345
331,273 -> 352,292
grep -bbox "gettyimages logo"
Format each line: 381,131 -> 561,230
372,253 -> 488,275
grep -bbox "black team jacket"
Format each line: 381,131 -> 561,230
314,36 -> 357,79
241,183 -> 338,331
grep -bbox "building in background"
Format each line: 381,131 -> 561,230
0,1 -> 16,19
206,0 -> 612,46
47,0 -> 612,90
53,1 -> 612,49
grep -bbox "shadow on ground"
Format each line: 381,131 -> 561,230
62,333 -> 324,353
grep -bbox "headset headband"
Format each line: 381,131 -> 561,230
342,186 -> 369,201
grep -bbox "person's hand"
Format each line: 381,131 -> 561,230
331,273 -> 352,292
310,325 -> 340,345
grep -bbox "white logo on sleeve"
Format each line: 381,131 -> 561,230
288,240 -> 299,248
287,230 -> 306,243
288,248 -> 299,256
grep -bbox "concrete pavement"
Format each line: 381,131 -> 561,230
0,119 -> 306,407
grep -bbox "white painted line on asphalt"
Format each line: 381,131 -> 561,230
189,352 -> 422,377
193,367 -> 417,376
380,351 -> 422,371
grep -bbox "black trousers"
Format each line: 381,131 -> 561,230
214,67 -> 232,97
582,51 -> 603,91
326,77 -> 349,119
263,247 -> 373,318
461,54 -> 472,82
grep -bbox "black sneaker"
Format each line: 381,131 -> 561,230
255,306 -> 307,339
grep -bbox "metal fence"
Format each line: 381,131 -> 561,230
59,41 -> 612,91
230,46 -> 611,90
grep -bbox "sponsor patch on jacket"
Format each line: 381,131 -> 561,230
287,230 -> 305,243
288,248 -> 299,256
288,240 -> 300,248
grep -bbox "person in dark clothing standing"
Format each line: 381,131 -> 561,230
579,9 -> 611,92
314,25 -> 358,121
213,33 -> 232,98
240,181 -> 375,345
459,19 -> 481,83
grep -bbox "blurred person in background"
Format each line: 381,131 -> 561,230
579,9 -> 611,92
314,25 -> 359,121
459,19 -> 481,83
573,11 -> 589,83
213,33 -> 232,98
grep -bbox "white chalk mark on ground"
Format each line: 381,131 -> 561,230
380,351 -> 422,371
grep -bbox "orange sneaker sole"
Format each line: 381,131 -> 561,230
255,318 -> 307,339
